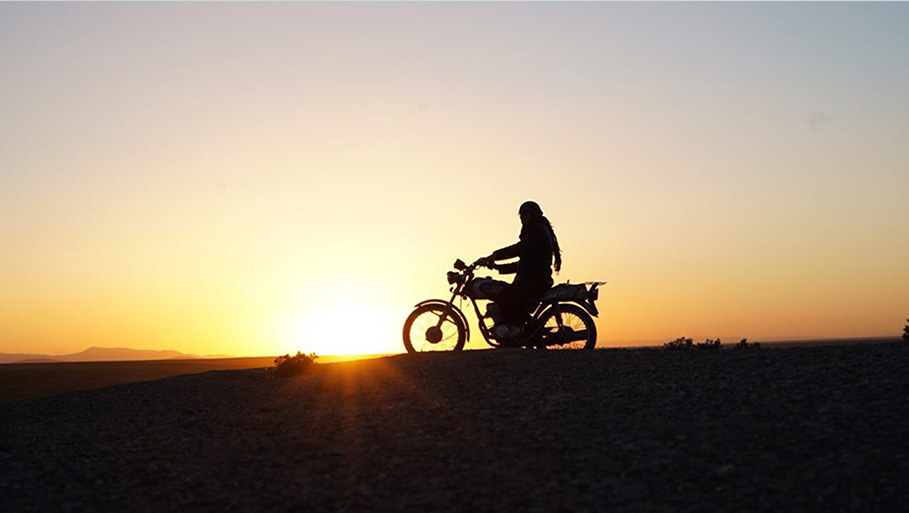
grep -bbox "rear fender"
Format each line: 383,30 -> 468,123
586,283 -> 601,316
581,299 -> 599,317
413,300 -> 470,342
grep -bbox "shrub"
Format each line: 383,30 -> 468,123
696,338 -> 722,350
733,338 -> 761,350
663,337 -> 723,350
664,337 -> 693,350
903,319 -> 909,341
273,351 -> 318,378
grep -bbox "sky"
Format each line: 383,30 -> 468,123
1,3 -> 908,357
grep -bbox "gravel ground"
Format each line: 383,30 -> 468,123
2,344 -> 909,512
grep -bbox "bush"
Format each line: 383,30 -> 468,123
273,351 -> 318,378
664,337 -> 693,350
903,319 -> 909,341
696,338 -> 722,350
663,337 -> 723,350
733,338 -> 761,350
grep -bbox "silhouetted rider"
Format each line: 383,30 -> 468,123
482,201 -> 562,340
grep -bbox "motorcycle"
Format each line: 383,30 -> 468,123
403,257 -> 604,352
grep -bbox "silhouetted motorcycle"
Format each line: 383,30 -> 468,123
403,258 -> 604,352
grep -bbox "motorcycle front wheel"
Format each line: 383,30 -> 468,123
403,304 -> 467,353
538,303 -> 597,350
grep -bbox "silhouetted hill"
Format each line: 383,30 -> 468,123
73,346 -> 195,361
0,346 -> 228,364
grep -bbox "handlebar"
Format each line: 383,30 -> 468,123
453,256 -> 497,274
474,257 -> 500,271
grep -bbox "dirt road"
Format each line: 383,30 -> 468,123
2,345 -> 908,512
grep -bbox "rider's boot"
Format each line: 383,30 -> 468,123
494,323 -> 524,343
493,323 -> 512,340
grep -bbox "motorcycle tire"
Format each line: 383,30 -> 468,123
537,303 -> 597,350
403,304 -> 467,353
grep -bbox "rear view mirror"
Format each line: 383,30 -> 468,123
453,259 -> 467,270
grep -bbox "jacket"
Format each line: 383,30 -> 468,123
491,220 -> 554,285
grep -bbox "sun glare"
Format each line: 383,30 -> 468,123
281,303 -> 398,356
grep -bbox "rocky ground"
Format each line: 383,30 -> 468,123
2,344 -> 909,512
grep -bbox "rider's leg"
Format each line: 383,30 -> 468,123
493,278 -> 551,340
498,283 -> 542,336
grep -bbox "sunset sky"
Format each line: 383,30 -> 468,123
2,3 -> 908,357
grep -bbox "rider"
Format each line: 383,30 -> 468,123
482,200 -> 562,340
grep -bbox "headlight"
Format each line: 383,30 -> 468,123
447,271 -> 462,285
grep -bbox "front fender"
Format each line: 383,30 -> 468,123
413,300 -> 470,342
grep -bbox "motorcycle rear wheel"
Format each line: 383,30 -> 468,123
537,303 -> 597,350
403,304 -> 467,353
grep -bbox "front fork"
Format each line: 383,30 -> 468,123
433,279 -> 467,332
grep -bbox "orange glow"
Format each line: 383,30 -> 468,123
2,4 -> 908,358
280,303 -> 399,357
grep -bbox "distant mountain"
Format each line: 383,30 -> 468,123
72,347 -> 197,361
0,346 -> 232,364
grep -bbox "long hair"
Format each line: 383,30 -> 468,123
520,201 -> 562,273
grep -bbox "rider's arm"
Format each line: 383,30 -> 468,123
491,224 -> 546,261
491,241 -> 525,261
496,262 -> 518,274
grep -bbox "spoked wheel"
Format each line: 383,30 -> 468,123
537,303 -> 597,350
403,304 -> 467,353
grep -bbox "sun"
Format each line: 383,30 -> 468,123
281,303 -> 399,356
